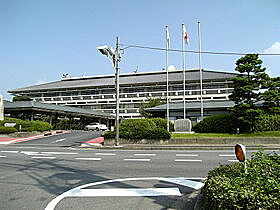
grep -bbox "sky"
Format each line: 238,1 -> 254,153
0,0 -> 279,100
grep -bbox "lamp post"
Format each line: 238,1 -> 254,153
97,37 -> 121,146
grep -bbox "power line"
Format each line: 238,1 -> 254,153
120,44 -> 280,56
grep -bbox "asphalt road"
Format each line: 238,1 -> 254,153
0,131 -> 279,210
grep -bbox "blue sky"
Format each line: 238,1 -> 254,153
1,0 -> 279,100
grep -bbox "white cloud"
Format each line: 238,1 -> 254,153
264,42 -> 280,54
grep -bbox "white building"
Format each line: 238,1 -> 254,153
9,69 -> 238,120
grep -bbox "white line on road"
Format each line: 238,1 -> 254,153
228,159 -> 238,162
67,188 -> 181,197
52,138 -> 66,143
0,155 -> 7,158
176,154 -> 198,157
174,159 -> 202,162
31,156 -> 56,159
134,154 -> 156,156
123,159 -> 151,162
75,158 -> 101,161
219,154 -> 235,157
1,151 -> 19,153
41,152 -> 78,155
95,153 -> 116,156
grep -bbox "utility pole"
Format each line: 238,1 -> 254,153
115,37 -> 120,146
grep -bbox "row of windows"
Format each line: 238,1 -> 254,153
37,88 -> 233,102
28,82 -> 232,98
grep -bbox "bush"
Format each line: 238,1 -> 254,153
149,118 -> 174,132
202,151 -> 280,209
255,114 -> 280,131
0,126 -> 18,134
193,113 -> 237,133
1,118 -> 52,132
103,119 -> 171,141
102,130 -> 116,139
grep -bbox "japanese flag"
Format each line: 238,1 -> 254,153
183,24 -> 190,45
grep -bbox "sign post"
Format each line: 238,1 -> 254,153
235,144 -> 247,173
0,95 -> 4,121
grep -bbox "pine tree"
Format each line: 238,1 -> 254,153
229,54 -> 269,132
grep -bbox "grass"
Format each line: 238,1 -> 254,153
172,131 -> 280,138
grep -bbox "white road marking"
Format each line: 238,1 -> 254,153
134,154 -> 156,156
75,158 -> 101,161
1,151 -> 19,153
174,159 -> 202,162
95,153 -> 116,156
45,177 -> 205,210
41,152 -> 78,155
31,156 -> 56,159
20,151 -> 39,154
219,154 -> 235,157
160,178 -> 205,190
52,138 -> 66,143
176,154 -> 198,157
123,159 -> 151,162
228,159 -> 238,162
67,188 -> 181,197
0,155 -> 7,158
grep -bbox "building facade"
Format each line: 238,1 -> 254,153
9,69 -> 238,120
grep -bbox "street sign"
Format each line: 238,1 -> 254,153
235,144 -> 246,162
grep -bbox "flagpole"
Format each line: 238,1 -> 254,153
165,25 -> 170,132
182,23 -> 186,120
197,21 -> 204,121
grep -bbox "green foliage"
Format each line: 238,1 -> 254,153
202,151 -> 280,209
0,126 -> 18,134
149,118 -> 174,132
1,117 -> 52,132
193,113 -> 237,133
139,98 -> 166,118
255,114 -> 280,131
102,130 -> 116,139
102,118 -> 171,141
229,54 -> 270,132
262,77 -> 280,114
12,95 -> 32,102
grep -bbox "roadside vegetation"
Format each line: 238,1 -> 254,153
103,118 -> 172,141
0,117 -> 52,134
202,151 -> 280,209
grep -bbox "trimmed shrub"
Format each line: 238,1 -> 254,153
202,151 -> 280,209
255,114 -> 280,131
0,126 -> 18,134
120,119 -> 157,141
149,118 -> 174,132
102,131 -> 116,139
193,113 -> 237,133
1,118 -> 52,132
103,119 -> 171,141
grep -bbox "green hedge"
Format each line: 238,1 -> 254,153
255,114 -> 280,131
193,113 -> 237,133
202,151 -> 280,209
1,118 -> 52,132
0,126 -> 18,134
102,118 -> 171,141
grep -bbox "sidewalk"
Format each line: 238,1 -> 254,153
0,130 -> 67,145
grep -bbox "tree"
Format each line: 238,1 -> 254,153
139,98 -> 166,118
262,76 -> 280,114
229,54 -> 270,132
12,95 -> 32,102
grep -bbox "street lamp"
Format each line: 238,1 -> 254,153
97,37 -> 121,146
